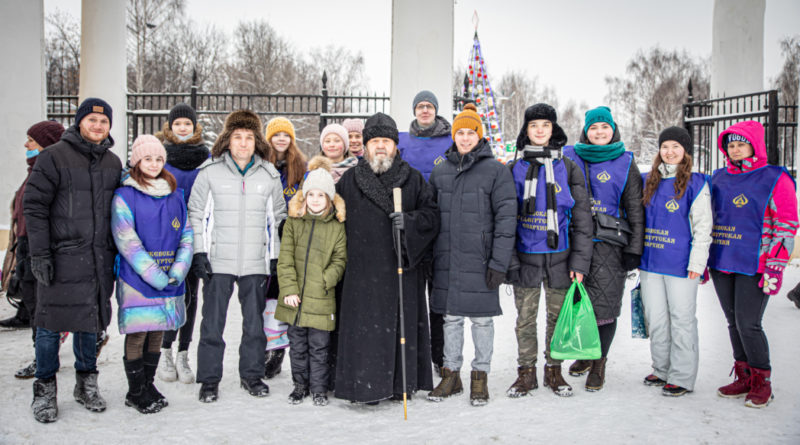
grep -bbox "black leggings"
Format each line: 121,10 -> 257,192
162,271 -> 199,352
598,320 -> 617,358
710,270 -> 771,370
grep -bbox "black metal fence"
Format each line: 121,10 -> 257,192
683,85 -> 798,176
47,72 -> 390,156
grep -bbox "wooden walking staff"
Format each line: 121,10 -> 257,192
392,187 -> 408,420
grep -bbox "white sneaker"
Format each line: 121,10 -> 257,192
157,348 -> 178,382
175,350 -> 195,384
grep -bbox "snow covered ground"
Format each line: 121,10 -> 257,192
1,267 -> 799,444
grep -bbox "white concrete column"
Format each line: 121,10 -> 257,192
80,0 -> 128,160
711,0 -> 765,97
0,0 -> 46,224
390,0 -> 454,130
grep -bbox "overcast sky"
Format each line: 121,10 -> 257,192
46,0 -> 799,107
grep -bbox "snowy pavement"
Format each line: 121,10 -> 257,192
1,268 -> 799,444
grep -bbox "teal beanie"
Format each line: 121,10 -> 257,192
584,106 -> 615,134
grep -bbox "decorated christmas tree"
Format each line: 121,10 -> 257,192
460,12 -> 511,162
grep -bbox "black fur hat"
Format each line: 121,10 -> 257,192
362,112 -> 399,145
515,103 -> 568,150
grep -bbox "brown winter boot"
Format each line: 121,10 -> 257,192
506,366 -> 537,398
717,361 -> 751,398
744,367 -> 773,408
585,358 -> 607,392
470,370 -> 489,407
426,367 -> 463,402
569,360 -> 592,377
543,364 -> 573,397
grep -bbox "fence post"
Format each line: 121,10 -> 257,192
320,71 -> 328,132
767,90 -> 779,165
191,69 -> 198,110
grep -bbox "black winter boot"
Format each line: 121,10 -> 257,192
288,383 -> 309,404
199,382 -> 219,403
142,352 -> 168,409
264,348 -> 285,379
15,359 -> 37,379
74,371 -> 107,412
32,377 -> 58,423
585,358 -> 607,392
123,358 -> 161,414
568,360 -> 592,377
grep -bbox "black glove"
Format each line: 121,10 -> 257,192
191,253 -> 213,281
389,212 -> 404,231
270,258 -> 278,276
623,253 -> 641,272
486,268 -> 506,290
30,255 -> 54,287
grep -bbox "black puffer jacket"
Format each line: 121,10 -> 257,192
574,129 -> 645,319
23,126 -> 122,332
429,139 -> 517,317
511,157 -> 594,290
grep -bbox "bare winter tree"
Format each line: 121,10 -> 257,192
127,0 -> 186,92
604,47 -> 709,163
45,9 -> 81,95
772,35 -> 800,105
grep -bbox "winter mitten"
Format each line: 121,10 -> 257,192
191,253 -> 213,281
622,253 -> 641,272
270,259 -> 278,276
758,266 -> 783,295
389,212 -> 405,231
30,255 -> 54,287
486,268 -> 505,290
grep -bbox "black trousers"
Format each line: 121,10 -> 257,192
710,270 -> 771,370
162,270 -> 199,351
196,274 -> 268,383
288,325 -> 331,394
427,280 -> 444,368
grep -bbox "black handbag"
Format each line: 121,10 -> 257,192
583,160 -> 632,247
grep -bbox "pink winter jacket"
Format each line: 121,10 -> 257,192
716,120 -> 798,272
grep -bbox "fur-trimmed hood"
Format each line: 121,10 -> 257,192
155,120 -> 205,146
211,110 -> 269,160
287,155 -> 345,222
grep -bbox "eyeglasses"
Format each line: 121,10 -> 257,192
415,104 -> 435,111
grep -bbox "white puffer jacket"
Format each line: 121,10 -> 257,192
188,152 -> 287,276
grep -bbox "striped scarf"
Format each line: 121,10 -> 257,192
522,145 -> 562,249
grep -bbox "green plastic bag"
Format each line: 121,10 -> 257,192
550,281 -> 601,360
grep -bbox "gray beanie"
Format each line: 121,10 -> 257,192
412,90 -> 439,114
302,165 -> 336,201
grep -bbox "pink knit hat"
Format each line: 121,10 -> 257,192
319,123 -> 350,153
341,118 -> 364,134
130,134 -> 167,167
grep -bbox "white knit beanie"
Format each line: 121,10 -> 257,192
302,168 -> 336,201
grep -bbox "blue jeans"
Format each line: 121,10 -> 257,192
34,328 -> 97,379
442,315 -> 494,373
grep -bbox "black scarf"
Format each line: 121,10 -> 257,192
354,156 -> 411,215
165,143 -> 210,170
409,116 -> 451,138
521,145 -> 562,249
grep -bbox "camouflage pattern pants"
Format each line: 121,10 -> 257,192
513,285 -> 567,367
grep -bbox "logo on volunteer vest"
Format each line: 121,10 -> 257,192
665,199 -> 680,212
554,183 -> 562,193
284,185 -> 297,198
171,217 -> 180,231
596,171 -> 611,183
433,156 -> 445,166
733,194 -> 749,208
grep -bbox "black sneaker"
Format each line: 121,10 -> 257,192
312,393 -> 328,406
199,382 -> 219,403
15,359 -> 36,379
288,384 -> 309,405
643,374 -> 666,387
240,378 -> 270,397
662,384 -> 690,397
0,315 -> 29,329
264,349 -> 285,379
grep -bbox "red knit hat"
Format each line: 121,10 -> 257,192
27,121 -> 65,148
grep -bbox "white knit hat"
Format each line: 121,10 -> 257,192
302,168 -> 336,201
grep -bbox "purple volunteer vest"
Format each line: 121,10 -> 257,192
708,166 -> 784,275
563,147 -> 632,218
398,132 -> 452,181
116,186 -> 187,297
512,159 -> 575,253
640,172 -> 707,277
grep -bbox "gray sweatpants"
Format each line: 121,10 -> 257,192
640,270 -> 699,390
442,315 -> 494,373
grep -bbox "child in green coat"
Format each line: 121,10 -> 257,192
275,156 -> 347,406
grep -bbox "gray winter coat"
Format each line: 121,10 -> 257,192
188,152 -> 286,276
429,140 -> 517,317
